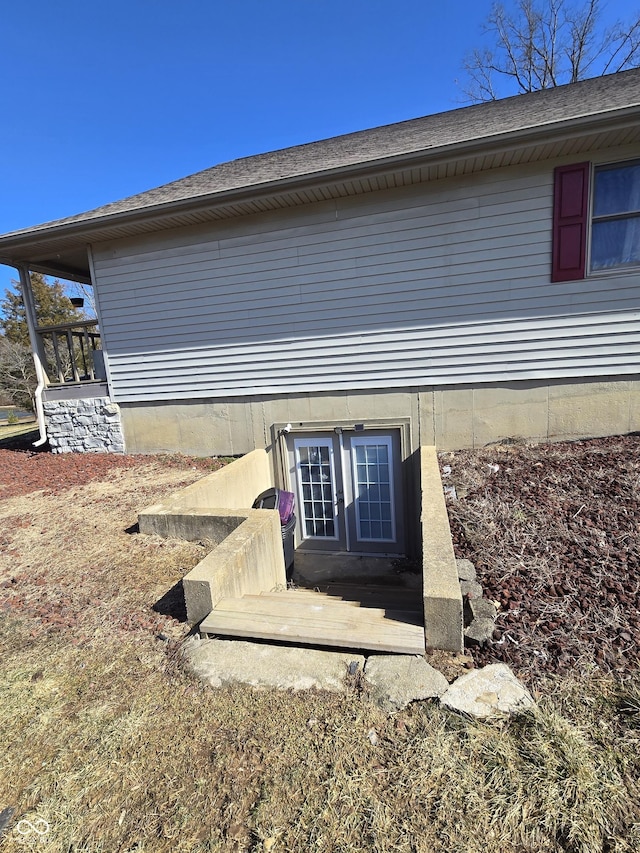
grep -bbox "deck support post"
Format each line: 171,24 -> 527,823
16,265 -> 49,446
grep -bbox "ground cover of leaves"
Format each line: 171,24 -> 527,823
0,439 -> 639,852
443,434 -> 640,679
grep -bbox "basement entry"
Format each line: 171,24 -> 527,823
288,430 -> 405,555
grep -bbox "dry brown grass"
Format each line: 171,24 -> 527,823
0,463 -> 210,644
1,453 -> 639,851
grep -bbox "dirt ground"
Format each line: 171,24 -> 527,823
0,448 -> 219,647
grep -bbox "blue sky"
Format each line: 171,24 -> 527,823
0,0 -> 637,301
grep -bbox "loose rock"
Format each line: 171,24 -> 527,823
463,597 -> 499,638
464,617 -> 497,646
460,579 -> 484,599
466,597 -> 498,622
440,663 -> 535,718
456,558 -> 477,582
364,654 -> 449,712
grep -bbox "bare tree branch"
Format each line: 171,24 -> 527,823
0,338 -> 36,411
602,18 -> 640,75
461,0 -> 640,102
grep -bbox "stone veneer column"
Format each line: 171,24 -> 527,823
43,397 -> 125,453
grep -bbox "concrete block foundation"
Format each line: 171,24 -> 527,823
118,375 -> 640,457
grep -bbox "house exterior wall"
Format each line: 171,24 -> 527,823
91,143 -> 640,410
118,377 -> 640,457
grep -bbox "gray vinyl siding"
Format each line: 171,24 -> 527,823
91,155 -> 640,403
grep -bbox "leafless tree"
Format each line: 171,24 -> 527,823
66,280 -> 98,317
0,337 -> 37,411
0,334 -> 84,411
462,0 -> 640,101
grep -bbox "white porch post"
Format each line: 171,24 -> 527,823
16,265 -> 49,446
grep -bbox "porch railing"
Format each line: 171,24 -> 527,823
36,319 -> 103,384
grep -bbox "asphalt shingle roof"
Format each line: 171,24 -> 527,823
5,69 -> 640,238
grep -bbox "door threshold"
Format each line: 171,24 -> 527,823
295,549 -> 406,558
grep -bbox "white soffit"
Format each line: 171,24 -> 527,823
2,122 -> 640,279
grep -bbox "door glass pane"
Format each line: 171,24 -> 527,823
296,441 -> 338,539
352,440 -> 395,542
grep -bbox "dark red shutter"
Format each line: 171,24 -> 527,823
551,162 -> 590,282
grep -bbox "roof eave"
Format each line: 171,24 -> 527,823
1,103 -> 638,257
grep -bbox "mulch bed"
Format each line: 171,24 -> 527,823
445,434 -> 640,679
0,448 -> 141,499
0,447 -> 223,500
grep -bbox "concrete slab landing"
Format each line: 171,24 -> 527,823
292,552 -> 407,586
183,635 -> 365,693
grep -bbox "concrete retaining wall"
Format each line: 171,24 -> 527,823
180,510 -> 286,625
44,396 -> 125,453
421,446 -> 463,653
138,449 -> 272,542
140,446 -> 465,651
139,508 -> 248,547
139,450 -> 285,625
165,449 -> 270,510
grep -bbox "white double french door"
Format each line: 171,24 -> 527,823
289,430 -> 404,555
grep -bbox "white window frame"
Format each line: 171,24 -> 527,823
589,158 -> 640,275
293,437 -> 340,542
349,435 -> 396,544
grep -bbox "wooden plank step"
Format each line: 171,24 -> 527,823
325,584 -> 423,612
257,589 -> 421,615
260,588 -> 352,601
256,590 -> 361,608
200,596 -> 425,655
224,594 -> 422,624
